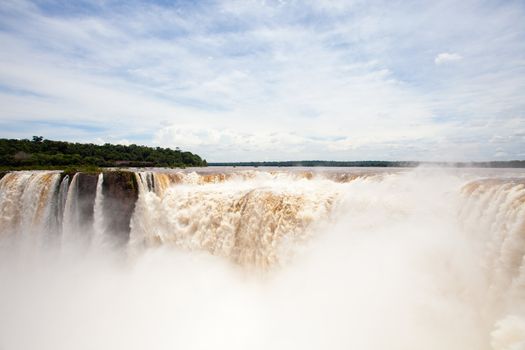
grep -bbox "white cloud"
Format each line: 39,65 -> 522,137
153,122 -> 451,162
434,52 -> 463,65
0,0 -> 523,161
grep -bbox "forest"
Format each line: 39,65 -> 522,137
0,137 -> 207,169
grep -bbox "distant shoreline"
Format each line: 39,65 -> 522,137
208,160 -> 525,168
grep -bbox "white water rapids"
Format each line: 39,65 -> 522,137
0,167 -> 524,350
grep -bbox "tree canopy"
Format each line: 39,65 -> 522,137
0,137 -> 206,168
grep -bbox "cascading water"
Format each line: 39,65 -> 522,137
61,172 -> 81,245
0,171 -> 61,240
459,179 -> 525,348
131,170 -> 338,267
56,174 -> 69,233
92,173 -> 106,248
0,167 -> 524,350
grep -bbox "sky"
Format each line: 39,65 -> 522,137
0,0 -> 524,162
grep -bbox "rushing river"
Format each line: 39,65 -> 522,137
0,167 -> 524,350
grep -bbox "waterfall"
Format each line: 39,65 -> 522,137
1,168 -> 525,349
92,173 -> 105,248
459,179 -> 525,332
56,174 -> 69,232
61,172 -> 80,245
1,169 -> 524,271
0,171 -> 61,238
130,171 -> 338,267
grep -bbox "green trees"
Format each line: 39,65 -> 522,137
0,137 -> 206,168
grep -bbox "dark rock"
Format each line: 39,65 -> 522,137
75,173 -> 99,229
102,171 -> 138,244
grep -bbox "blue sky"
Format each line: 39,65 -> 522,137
0,0 -> 524,161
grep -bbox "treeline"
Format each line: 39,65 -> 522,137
0,137 -> 206,168
209,160 -> 525,168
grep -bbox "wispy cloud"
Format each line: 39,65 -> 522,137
0,0 -> 524,161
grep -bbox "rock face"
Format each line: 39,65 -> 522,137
0,172 -> 6,181
0,170 -> 140,244
102,171 -> 138,244
75,173 -> 99,229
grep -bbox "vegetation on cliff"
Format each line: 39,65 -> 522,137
0,136 -> 206,169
